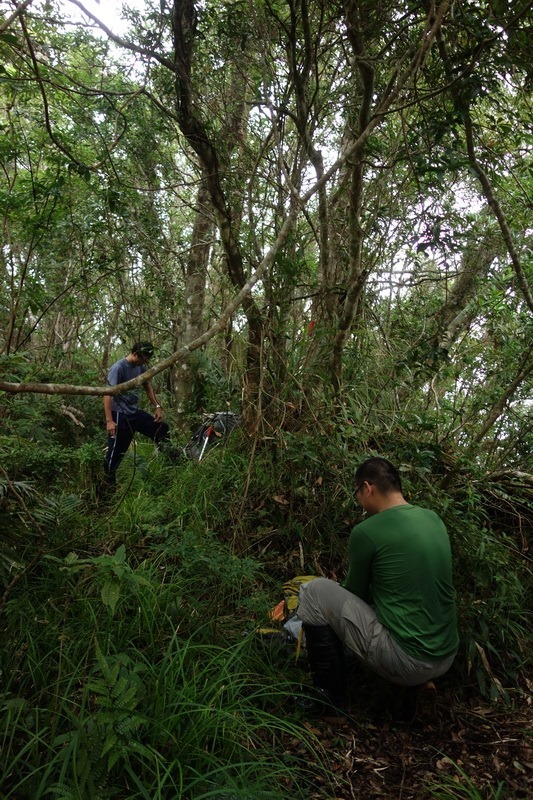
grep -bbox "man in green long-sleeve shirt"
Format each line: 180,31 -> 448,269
343,496 -> 459,663
298,457 -> 458,710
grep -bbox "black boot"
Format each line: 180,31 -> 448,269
97,468 -> 116,502
301,623 -> 348,717
390,680 -> 437,723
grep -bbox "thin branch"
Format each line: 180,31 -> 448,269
473,348 -> 533,444
67,0 -> 175,71
18,13 -> 84,167
463,111 -> 533,313
0,0 -> 35,33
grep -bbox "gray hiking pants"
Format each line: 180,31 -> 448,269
298,578 -> 456,687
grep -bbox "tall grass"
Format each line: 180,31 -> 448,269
2,633 -> 323,798
0,450 -> 336,799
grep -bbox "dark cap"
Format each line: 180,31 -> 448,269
132,341 -> 155,358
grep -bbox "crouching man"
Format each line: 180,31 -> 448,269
298,457 -> 459,715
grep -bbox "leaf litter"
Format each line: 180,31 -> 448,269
279,679 -> 532,799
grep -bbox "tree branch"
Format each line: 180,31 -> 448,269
433,11 -> 533,314
0,0 -> 35,34
462,111 -> 533,313
473,347 -> 533,444
66,0 -> 175,71
18,13 -> 84,167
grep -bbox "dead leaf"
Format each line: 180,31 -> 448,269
520,745 -> 533,765
272,494 -> 289,505
470,706 -> 493,716
436,756 -> 454,770
303,722 -> 321,735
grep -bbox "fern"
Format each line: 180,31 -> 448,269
0,543 -> 23,586
100,729 -> 118,760
75,641 -> 149,788
0,478 -> 36,500
93,639 -> 120,688
31,492 -> 84,529
48,782 -> 78,800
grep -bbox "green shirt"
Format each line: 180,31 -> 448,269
343,504 -> 459,661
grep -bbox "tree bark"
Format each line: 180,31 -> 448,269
175,179 -> 214,417
171,0 -> 265,426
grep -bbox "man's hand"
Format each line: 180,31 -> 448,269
106,420 -> 117,438
154,405 -> 163,422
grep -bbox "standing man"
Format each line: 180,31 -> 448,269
298,457 -> 459,714
103,341 -> 174,488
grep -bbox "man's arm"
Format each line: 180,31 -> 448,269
104,395 -> 116,438
104,362 -> 122,436
144,382 -> 163,422
342,528 -> 374,601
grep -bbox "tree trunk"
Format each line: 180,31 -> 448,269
175,179 -> 214,418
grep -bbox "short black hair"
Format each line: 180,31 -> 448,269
131,341 -> 154,358
355,457 -> 403,494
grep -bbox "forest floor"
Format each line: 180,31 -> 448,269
281,667 -> 532,799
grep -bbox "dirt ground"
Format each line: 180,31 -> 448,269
285,671 -> 532,799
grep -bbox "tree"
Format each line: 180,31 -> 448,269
0,0 -> 530,461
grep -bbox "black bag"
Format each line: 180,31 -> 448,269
185,411 -> 240,461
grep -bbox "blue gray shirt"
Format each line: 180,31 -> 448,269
107,358 -> 146,418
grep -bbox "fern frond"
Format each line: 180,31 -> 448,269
112,681 -> 138,710
48,782 -> 76,800
94,639 -> 119,687
32,492 -> 83,528
0,478 -> 36,500
100,730 -> 118,759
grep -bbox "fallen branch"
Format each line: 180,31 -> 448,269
60,404 -> 86,428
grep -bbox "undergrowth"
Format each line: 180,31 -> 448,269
0,527 -> 331,798
0,406 -> 531,797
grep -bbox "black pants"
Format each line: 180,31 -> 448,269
104,409 -> 170,478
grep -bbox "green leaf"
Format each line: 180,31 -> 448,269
115,543 -> 126,564
101,577 -> 121,614
0,33 -> 20,45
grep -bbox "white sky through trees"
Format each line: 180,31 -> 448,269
62,0 -> 145,34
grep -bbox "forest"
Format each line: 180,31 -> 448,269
0,0 -> 531,797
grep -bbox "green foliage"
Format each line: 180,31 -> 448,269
183,350 -> 240,414
0,568 -> 327,799
54,544 -> 153,617
0,393 -> 530,798
454,520 -> 529,701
